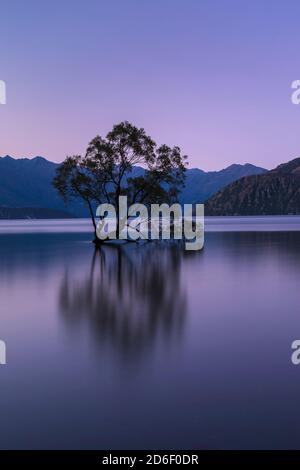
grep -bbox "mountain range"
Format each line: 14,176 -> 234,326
0,156 -> 266,218
206,158 -> 300,215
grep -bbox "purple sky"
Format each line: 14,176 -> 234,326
1,0 -> 300,170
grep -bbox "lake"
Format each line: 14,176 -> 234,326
0,216 -> 300,449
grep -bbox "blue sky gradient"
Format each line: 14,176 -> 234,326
1,0 -> 300,169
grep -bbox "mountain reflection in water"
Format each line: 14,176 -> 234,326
0,225 -> 299,449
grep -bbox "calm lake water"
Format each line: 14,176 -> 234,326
0,216 -> 300,449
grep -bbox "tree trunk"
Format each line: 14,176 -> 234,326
86,198 -> 102,245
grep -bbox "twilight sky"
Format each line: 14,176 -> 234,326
1,0 -> 300,170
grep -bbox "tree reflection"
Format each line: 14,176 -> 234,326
59,242 -> 187,360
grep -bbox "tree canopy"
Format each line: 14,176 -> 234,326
53,121 -> 188,241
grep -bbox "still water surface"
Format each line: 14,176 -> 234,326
0,217 -> 300,449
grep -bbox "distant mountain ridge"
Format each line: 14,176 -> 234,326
0,156 -> 87,217
0,155 -> 267,218
180,163 -> 266,204
206,158 -> 300,215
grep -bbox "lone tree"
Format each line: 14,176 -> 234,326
53,121 -> 187,243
